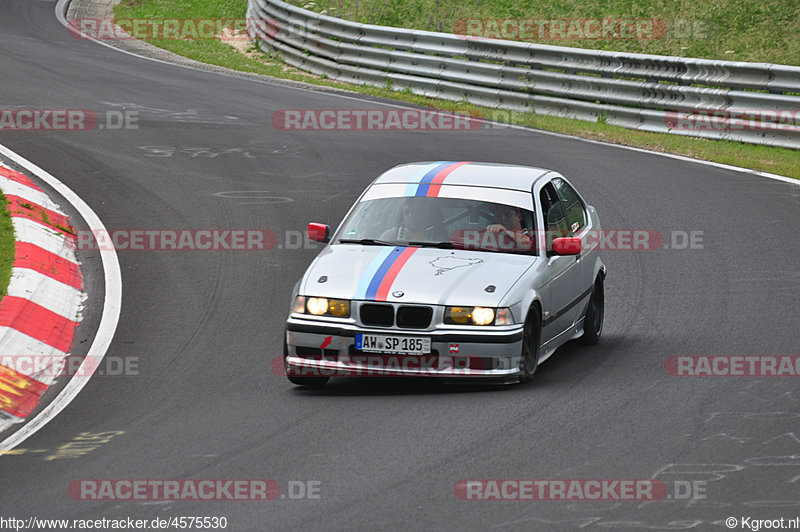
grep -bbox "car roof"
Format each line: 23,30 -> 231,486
371,161 -> 555,192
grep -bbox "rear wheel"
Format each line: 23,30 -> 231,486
284,338 -> 329,387
518,307 -> 542,383
581,276 -> 604,345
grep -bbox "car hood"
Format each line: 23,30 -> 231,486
300,245 -> 539,306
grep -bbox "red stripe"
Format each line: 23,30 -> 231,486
375,248 -> 417,301
0,296 -> 78,352
427,161 -> 470,197
0,166 -> 41,191
6,195 -> 75,237
14,242 -> 82,290
0,364 -> 47,418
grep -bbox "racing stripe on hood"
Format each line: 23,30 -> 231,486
355,246 -> 394,299
356,246 -> 418,301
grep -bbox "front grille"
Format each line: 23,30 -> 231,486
360,303 -> 394,327
396,306 -> 433,329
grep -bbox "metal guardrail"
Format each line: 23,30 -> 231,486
248,0 -> 800,149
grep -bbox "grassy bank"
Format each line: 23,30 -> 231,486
0,194 -> 15,298
299,0 -> 800,66
114,0 -> 800,180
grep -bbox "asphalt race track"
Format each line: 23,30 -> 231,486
1,1 -> 799,529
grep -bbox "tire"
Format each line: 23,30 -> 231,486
284,338 -> 329,387
518,306 -> 542,383
581,276 -> 604,345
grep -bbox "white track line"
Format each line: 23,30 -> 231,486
54,0 -> 800,187
0,143 -> 122,452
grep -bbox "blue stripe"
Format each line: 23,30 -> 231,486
414,161 -> 456,197
354,246 -> 394,299
364,247 -> 405,300
404,162 -> 445,197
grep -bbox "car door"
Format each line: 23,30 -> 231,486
552,176 -> 595,305
537,181 -> 584,343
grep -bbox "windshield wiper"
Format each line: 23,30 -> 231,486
337,239 -> 472,251
337,238 -> 397,246
409,240 -> 537,255
406,241 -> 464,249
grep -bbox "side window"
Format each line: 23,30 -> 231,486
539,182 -> 570,251
553,178 -> 587,234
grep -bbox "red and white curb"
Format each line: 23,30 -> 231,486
0,164 -> 85,431
0,145 -> 120,453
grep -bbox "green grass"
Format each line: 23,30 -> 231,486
0,194 -> 16,298
113,0 -> 800,180
300,0 -> 800,66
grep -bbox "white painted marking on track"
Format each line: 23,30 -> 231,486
0,143 -> 122,453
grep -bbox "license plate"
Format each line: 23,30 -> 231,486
355,334 -> 431,355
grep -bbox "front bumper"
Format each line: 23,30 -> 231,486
284,316 -> 524,379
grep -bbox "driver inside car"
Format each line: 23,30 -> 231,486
486,204 -> 534,251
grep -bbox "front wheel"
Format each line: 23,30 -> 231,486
581,276 -> 604,345
518,307 -> 542,383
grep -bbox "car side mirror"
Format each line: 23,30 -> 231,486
307,223 -> 330,243
553,237 -> 581,256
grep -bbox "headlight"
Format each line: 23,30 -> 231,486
307,297 -> 329,315
471,307 -> 495,325
445,306 -> 513,326
292,296 -> 350,318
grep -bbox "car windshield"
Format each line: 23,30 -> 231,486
336,196 -> 537,254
